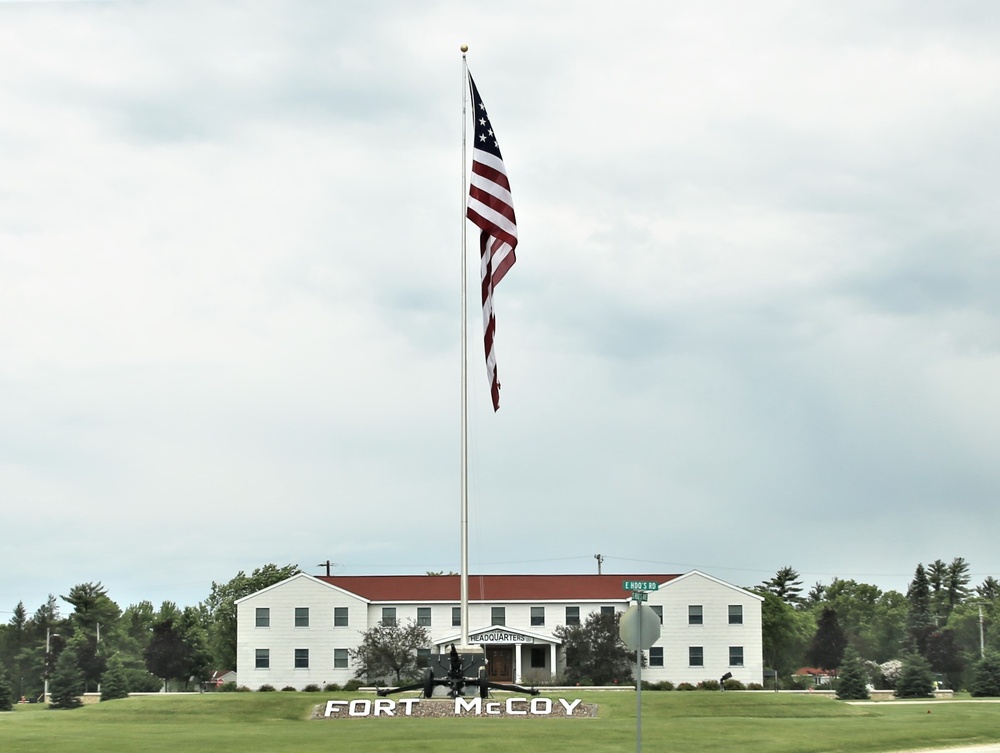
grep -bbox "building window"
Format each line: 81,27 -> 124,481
295,607 -> 309,628
334,607 -> 349,627
295,648 -> 309,669
417,648 -> 431,668
491,607 -> 506,626
566,606 -> 580,626
452,607 -> 461,627
601,606 -> 615,616
381,607 -> 396,626
530,647 -> 547,669
255,608 -> 270,628
417,607 -> 432,627
729,646 -> 744,667
649,647 -> 664,667
651,605 -> 663,624
688,605 -> 703,625
729,605 -> 743,625
255,648 -> 269,669
531,606 -> 545,626
689,646 -> 704,667
334,649 -> 349,669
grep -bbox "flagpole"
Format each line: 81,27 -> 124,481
459,43 -> 471,648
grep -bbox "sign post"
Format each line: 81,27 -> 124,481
620,582 -> 661,753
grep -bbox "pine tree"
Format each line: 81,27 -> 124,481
0,670 -> 14,711
49,646 -> 85,709
100,655 -> 129,702
806,607 -> 847,672
835,647 -> 870,700
970,653 -> 1000,698
906,564 -> 935,655
894,653 -> 935,698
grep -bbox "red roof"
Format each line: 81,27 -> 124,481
317,574 -> 679,602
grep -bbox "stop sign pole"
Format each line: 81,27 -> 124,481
620,583 -> 661,753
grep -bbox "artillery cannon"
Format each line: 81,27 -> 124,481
376,644 -> 540,699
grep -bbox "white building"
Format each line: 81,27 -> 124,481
235,570 -> 763,690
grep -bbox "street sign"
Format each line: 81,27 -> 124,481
623,580 -> 659,592
631,591 -> 648,602
619,604 -> 661,650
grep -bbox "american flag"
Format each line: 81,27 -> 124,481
466,72 -> 518,412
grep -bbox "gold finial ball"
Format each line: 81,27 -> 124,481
460,44 -> 469,53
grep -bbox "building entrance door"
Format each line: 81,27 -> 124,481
485,646 -> 513,683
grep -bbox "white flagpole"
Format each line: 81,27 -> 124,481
459,44 -> 470,648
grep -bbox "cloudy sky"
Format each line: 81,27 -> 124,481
2,0 -> 999,618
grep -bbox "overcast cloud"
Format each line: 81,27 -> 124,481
2,0 -> 999,615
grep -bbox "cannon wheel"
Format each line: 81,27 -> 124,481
422,668 -> 435,698
479,668 -> 490,699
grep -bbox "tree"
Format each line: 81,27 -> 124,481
203,563 -> 300,671
144,619 -> 190,691
100,655 -> 129,701
0,670 -> 13,711
48,645 -> 85,709
835,647 -> 870,700
977,576 -> 1000,602
806,607 -> 847,672
755,590 -> 813,678
553,610 -> 634,685
906,564 -> 935,655
760,567 -> 804,607
894,653 -> 935,698
970,652 -> 1000,697
924,629 -> 963,688
61,582 -> 121,635
349,620 -> 430,684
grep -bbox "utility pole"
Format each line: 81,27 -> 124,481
317,560 -> 339,577
594,554 -> 604,575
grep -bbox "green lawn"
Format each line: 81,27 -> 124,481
2,691 -> 999,753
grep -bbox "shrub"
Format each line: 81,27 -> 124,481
676,682 -> 696,691
123,668 -> 162,693
520,669 -> 552,687
258,684 -> 276,692
303,684 -> 321,692
236,685 -> 251,693
697,680 -> 720,691
281,686 -> 298,692
323,683 -> 342,692
723,678 -> 746,691
219,682 -> 238,693
746,683 -> 764,690
343,679 -> 363,692
656,681 -> 675,691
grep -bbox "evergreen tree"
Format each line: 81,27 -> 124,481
100,655 -> 129,701
761,567 -> 805,606
970,652 -> 1000,698
976,576 -> 1000,602
49,646 -> 85,709
806,607 -> 847,672
906,564 -> 935,655
835,647 -> 870,700
894,653 -> 935,698
0,670 -> 14,711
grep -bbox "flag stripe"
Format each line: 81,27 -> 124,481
466,71 -> 517,412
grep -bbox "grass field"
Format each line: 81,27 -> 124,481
2,691 -> 1000,753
